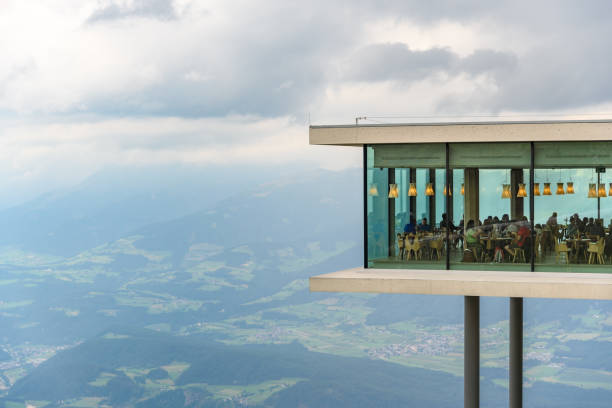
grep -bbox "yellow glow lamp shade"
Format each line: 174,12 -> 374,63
425,183 -> 435,196
461,183 -> 465,195
556,183 -> 565,195
543,183 -> 552,196
599,183 -> 607,197
408,182 -> 417,196
533,183 -> 540,196
443,184 -> 452,196
609,183 -> 612,196
501,184 -> 511,199
588,183 -> 597,198
517,183 -> 527,197
566,182 -> 575,194
388,184 -> 399,198
369,184 -> 379,196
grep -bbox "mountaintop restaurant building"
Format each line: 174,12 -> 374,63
308,119 -> 612,408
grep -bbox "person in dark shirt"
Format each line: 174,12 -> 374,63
586,217 -> 595,236
418,217 -> 431,232
439,213 -> 455,231
591,219 -> 605,239
404,217 -> 416,234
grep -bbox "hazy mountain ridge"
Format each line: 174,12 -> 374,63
2,165 -> 612,406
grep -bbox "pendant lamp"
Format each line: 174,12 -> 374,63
543,183 -> 552,195
533,183 -> 541,196
556,183 -> 565,195
408,182 -> 417,197
588,183 -> 597,198
566,182 -> 575,194
598,183 -> 607,197
425,183 -> 435,196
517,183 -> 527,197
501,184 -> 511,199
609,183 -> 612,196
369,184 -> 379,196
388,184 -> 398,198
461,183 -> 465,195
443,184 -> 452,196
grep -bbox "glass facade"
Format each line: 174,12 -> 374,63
366,141 -> 612,272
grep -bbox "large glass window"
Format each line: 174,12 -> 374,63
449,143 -> 531,271
533,142 -> 612,272
366,145 -> 447,269
366,141 -> 612,273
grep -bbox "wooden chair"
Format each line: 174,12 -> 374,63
397,233 -> 405,259
555,241 -> 570,264
588,238 -> 605,264
405,236 -> 422,260
429,236 -> 444,261
534,232 -> 542,261
513,247 -> 526,263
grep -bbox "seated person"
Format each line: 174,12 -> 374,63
567,217 -> 579,238
439,213 -> 455,231
586,217 -> 596,236
579,217 -> 589,234
404,217 -> 417,234
505,223 -> 530,260
465,220 -> 484,259
417,217 -> 431,232
506,219 -> 519,234
591,219 -> 605,239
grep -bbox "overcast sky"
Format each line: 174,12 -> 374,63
2,0 -> 612,204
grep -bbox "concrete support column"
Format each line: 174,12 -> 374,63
511,169 -> 524,220
429,168 -> 436,225
465,296 -> 480,408
510,297 -> 523,408
464,169 -> 479,244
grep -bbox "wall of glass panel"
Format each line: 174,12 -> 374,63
533,142 -> 612,272
449,143 -> 531,271
366,145 -> 446,269
366,141 -> 612,273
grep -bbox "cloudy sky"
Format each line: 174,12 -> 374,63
2,0 -> 612,204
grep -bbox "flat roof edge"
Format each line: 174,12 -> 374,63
310,118 -> 612,129
310,268 -> 612,300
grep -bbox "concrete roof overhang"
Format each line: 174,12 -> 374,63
309,119 -> 612,146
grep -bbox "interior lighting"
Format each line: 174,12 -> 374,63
556,183 -> 565,195
460,183 -> 465,196
543,183 -> 552,196
566,182 -> 575,194
598,183 -> 607,197
501,184 -> 512,199
588,183 -> 597,198
517,183 -> 527,197
425,183 -> 435,196
609,183 -> 612,196
533,183 -> 541,196
443,184 -> 452,196
369,184 -> 379,196
408,182 -> 417,197
388,184 -> 398,198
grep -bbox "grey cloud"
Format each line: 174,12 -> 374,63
87,0 -> 176,23
343,43 -> 517,83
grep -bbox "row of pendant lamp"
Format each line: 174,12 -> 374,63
374,182 -> 612,198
